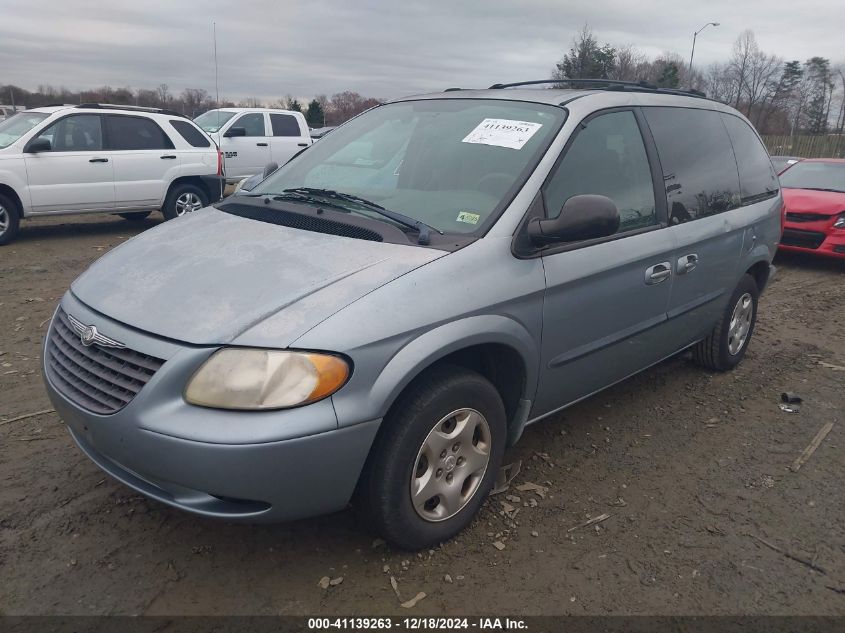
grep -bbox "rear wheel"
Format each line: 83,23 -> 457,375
692,274 -> 759,371
357,365 -> 506,550
162,183 -> 207,220
118,211 -> 152,221
0,193 -> 21,246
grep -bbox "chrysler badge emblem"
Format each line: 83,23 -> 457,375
80,325 -> 98,346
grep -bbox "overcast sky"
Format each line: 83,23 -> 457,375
0,0 -> 841,103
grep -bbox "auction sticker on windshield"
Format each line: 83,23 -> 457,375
462,118 -> 543,150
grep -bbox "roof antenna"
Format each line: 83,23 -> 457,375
213,21 -> 220,127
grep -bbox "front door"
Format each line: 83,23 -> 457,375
221,112 -> 271,179
24,114 -> 115,213
532,109 -> 676,417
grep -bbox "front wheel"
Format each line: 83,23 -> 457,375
693,274 -> 759,371
357,365 -> 507,550
0,193 -> 21,246
162,184 -> 208,221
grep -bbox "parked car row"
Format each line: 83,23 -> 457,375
0,104 -> 317,244
41,81 -> 784,549
0,103 -> 225,245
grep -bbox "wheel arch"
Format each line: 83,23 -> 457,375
745,259 -> 771,293
339,315 -> 539,442
164,175 -> 213,205
0,183 -> 24,216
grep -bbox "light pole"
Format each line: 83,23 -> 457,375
688,22 -> 720,83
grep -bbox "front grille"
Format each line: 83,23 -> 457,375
781,228 -> 826,250
46,308 -> 165,415
786,212 -> 831,223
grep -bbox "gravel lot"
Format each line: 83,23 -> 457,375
1,213 -> 843,616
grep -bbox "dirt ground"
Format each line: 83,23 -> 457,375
1,213 -> 843,616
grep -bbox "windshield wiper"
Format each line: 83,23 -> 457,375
801,187 -> 845,193
282,187 -> 444,245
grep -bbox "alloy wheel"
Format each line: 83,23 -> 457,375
174,192 -> 203,216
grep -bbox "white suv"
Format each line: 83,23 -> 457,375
193,108 -> 311,182
0,104 -> 224,245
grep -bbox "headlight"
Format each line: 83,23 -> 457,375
185,349 -> 350,410
834,213 -> 845,229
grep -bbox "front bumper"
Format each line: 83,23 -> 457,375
44,293 -> 380,522
780,221 -> 845,259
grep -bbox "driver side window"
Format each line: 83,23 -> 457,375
543,110 -> 656,233
233,113 -> 266,137
37,114 -> 103,152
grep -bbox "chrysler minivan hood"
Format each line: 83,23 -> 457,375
71,208 -> 444,345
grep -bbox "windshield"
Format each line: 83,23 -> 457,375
0,112 -> 49,149
779,161 -> 845,193
251,99 -> 566,235
194,110 -> 237,133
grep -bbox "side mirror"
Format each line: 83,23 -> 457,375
262,162 -> 279,179
26,138 -> 52,153
224,127 -> 246,138
528,194 -> 620,245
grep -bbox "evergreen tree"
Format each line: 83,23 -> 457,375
306,99 -> 325,127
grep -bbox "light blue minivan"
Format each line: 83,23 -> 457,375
44,81 -> 781,549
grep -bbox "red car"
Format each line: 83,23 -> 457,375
779,158 -> 845,259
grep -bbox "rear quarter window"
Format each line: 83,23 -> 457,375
170,119 -> 212,147
642,107 -> 740,224
721,114 -> 779,205
270,113 -> 302,137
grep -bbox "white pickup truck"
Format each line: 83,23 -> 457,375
194,108 -> 311,183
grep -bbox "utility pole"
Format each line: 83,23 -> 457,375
688,22 -> 720,85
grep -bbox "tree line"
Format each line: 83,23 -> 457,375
0,83 -> 381,129
553,25 -> 844,137
3,25 -> 843,137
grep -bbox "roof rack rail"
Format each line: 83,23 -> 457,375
488,79 -> 708,99
75,103 -> 187,118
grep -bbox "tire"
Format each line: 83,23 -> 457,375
0,193 -> 21,246
162,183 -> 208,221
118,211 -> 152,221
357,365 -> 507,550
692,274 -> 759,371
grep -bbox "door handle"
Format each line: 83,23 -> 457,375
256,142 -> 269,147
676,253 -> 699,275
160,155 -> 177,159
645,262 -> 672,285
297,142 -> 308,147
88,157 -> 109,163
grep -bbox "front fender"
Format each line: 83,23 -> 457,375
329,314 -> 540,430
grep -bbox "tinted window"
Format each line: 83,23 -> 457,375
232,113 -> 265,137
37,114 -> 103,152
643,107 -> 740,224
170,119 -> 211,147
721,114 -> 778,204
106,115 -> 173,150
543,110 -> 656,233
270,113 -> 301,137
